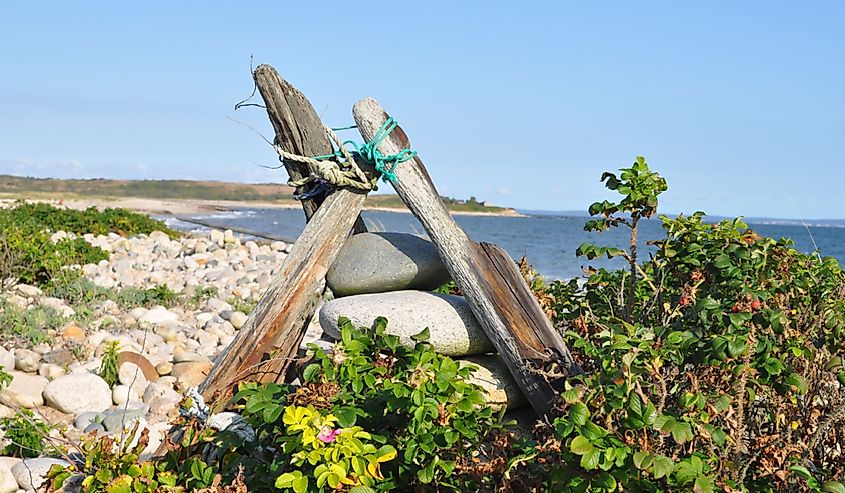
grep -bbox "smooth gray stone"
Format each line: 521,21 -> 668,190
327,232 -> 450,297
101,408 -> 146,432
319,291 -> 493,356
11,458 -> 69,491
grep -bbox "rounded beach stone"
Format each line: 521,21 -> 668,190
42,373 -> 112,414
11,458 -> 69,491
0,371 -> 48,408
326,232 -> 451,297
460,355 -> 526,411
319,291 -> 493,356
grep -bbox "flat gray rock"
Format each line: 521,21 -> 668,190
327,232 -> 450,297
319,291 -> 493,356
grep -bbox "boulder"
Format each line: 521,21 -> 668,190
327,232 -> 450,297
460,355 -> 526,411
11,458 -> 69,491
1,371 -> 48,408
319,291 -> 493,356
43,373 -> 112,414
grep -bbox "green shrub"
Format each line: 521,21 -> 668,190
0,202 -> 178,239
46,422 -> 239,493
227,318 -> 503,492
0,299 -> 61,347
99,341 -> 120,388
44,273 -> 181,309
1,408 -> 50,458
524,158 -> 845,492
0,202 -> 178,286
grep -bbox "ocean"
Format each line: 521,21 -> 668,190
166,208 -> 845,281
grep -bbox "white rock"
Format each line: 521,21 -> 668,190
0,372 -> 48,408
112,384 -> 141,406
0,456 -> 21,493
229,311 -> 248,329
210,230 -> 224,247
319,291 -> 493,356
42,373 -> 112,414
14,284 -> 41,298
11,458 -> 69,491
0,347 -> 15,373
14,349 -> 40,373
139,306 -> 178,325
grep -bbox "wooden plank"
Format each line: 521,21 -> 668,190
254,65 -> 367,234
198,70 -> 375,402
352,98 -> 580,417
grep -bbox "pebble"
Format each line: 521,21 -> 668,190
0,347 -> 15,373
43,373 -> 112,414
319,291 -> 494,356
11,458 -> 69,491
0,456 -> 21,493
14,349 -> 41,373
0,371 -> 48,408
229,311 -> 248,329
171,361 -> 212,387
14,284 -> 42,298
139,306 -> 179,325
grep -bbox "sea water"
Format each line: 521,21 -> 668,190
167,208 -> 845,281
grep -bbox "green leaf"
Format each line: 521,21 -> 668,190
349,487 -> 377,493
569,402 -> 589,426
411,327 -> 431,342
694,477 -> 714,493
569,435 -> 594,455
651,455 -> 674,479
823,482 -> 845,493
580,448 -> 601,470
292,475 -> 309,493
417,459 -> 436,484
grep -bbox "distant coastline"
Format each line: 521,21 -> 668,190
0,174 -> 521,217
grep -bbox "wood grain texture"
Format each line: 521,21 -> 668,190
352,98 -> 579,416
198,69 -> 374,401
253,64 -> 366,233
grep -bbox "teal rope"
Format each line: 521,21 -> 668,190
312,118 -> 416,184
330,124 -> 358,131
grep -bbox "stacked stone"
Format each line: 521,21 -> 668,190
317,232 -> 525,411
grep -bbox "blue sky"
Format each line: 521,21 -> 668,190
1,2 -> 842,218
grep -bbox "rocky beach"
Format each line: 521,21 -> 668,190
0,224 -> 522,492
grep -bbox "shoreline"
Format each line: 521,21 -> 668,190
0,195 -> 526,218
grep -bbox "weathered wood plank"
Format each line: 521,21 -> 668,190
198,70 -> 374,401
253,64 -> 366,233
352,98 -> 579,417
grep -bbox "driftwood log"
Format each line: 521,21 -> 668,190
198,68 -> 373,401
353,98 -> 580,417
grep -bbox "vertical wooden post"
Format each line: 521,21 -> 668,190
353,98 -> 579,417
